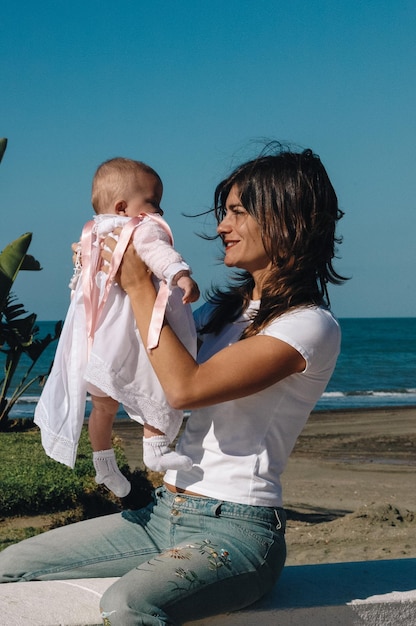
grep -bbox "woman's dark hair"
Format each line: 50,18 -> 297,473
202,144 -> 347,338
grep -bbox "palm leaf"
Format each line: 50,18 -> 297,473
0,137 -> 7,164
20,254 -> 42,271
0,233 -> 33,312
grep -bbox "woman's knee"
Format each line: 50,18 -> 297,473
100,578 -> 172,625
0,539 -> 43,582
0,543 -> 21,582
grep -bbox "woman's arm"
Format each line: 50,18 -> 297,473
104,236 -> 305,410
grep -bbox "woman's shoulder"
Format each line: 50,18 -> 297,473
261,305 -> 341,358
268,304 -> 339,328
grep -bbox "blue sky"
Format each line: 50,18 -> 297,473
1,0 -> 415,320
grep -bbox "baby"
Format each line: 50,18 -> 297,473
35,158 -> 199,498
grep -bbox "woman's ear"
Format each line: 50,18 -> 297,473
115,201 -> 127,215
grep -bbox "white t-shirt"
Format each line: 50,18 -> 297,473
164,302 -> 341,507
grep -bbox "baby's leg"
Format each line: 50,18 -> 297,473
143,424 -> 193,472
88,391 -> 118,452
88,389 -> 131,497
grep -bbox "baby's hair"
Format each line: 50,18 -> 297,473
91,157 -> 162,214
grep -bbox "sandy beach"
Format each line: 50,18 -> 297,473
113,406 -> 416,566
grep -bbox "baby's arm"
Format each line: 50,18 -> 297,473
133,217 -> 199,302
132,218 -> 183,278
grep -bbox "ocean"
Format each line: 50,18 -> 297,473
1,318 -> 415,420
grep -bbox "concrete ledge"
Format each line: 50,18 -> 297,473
1,558 -> 415,626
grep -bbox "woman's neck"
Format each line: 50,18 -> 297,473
251,266 -> 272,300
252,287 -> 261,300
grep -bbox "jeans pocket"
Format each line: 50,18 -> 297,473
224,518 -> 277,562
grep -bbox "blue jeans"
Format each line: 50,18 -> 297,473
0,486 -> 286,625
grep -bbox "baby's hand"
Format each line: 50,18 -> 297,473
176,275 -> 200,304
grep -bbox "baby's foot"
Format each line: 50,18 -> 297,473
93,449 -> 131,497
143,436 -> 193,472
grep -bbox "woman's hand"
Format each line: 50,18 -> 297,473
71,242 -> 81,266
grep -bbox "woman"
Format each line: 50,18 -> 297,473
0,145 -> 346,625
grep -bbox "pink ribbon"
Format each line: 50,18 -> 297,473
80,220 -> 100,351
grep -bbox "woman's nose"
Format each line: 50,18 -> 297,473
217,216 -> 230,235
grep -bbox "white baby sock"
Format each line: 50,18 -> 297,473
143,436 -> 193,472
93,448 -> 131,498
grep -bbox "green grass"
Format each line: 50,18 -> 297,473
0,426 -> 121,516
0,422 -> 154,551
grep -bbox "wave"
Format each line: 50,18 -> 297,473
317,388 -> 416,410
323,388 -> 416,398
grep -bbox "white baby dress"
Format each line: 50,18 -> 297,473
34,213 -> 196,468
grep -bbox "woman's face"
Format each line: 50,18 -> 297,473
217,185 -> 271,278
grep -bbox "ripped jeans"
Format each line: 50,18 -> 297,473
0,486 -> 286,625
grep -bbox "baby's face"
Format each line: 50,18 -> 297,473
125,174 -> 163,217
